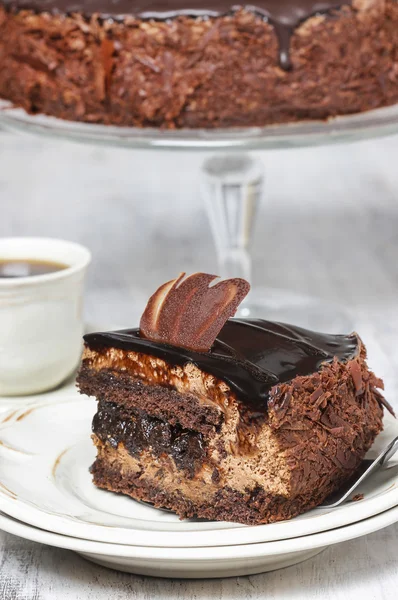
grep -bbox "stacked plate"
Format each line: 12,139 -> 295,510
0,391 -> 398,578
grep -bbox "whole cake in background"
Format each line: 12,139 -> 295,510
0,0 -> 397,128
77,273 -> 390,525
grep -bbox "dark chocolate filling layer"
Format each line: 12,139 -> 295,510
1,0 -> 352,69
84,319 -> 359,413
92,399 -> 206,477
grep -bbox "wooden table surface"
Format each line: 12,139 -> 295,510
1,131 -> 398,599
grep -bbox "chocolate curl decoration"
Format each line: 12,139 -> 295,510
140,273 -> 250,352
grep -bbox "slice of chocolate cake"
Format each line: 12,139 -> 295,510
77,273 -> 388,525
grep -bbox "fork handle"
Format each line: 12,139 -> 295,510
380,436 -> 398,466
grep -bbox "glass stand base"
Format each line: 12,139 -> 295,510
237,287 -> 353,333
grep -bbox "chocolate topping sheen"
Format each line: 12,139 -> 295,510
1,0 -> 352,69
84,319 -> 359,413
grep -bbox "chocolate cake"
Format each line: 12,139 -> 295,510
0,0 -> 397,128
77,273 -> 389,525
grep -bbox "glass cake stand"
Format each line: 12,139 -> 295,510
2,100 -> 398,331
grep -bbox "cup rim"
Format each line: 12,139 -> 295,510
0,237 -> 91,287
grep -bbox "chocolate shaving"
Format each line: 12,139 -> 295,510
273,391 -> 292,420
349,360 -> 364,396
140,272 -> 250,352
310,387 -> 324,403
100,38 -> 114,99
11,54 -> 57,77
373,387 -> 396,418
351,493 -> 364,502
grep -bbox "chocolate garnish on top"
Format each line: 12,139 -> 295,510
140,272 -> 250,352
2,0 -> 353,70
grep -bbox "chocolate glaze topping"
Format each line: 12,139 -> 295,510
84,319 -> 359,413
2,0 -> 351,69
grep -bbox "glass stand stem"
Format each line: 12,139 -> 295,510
201,153 -> 264,284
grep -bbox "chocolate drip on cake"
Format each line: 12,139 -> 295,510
2,0 -> 351,68
84,319 -> 359,412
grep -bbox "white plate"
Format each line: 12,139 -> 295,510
1,505 -> 398,578
0,395 -> 397,548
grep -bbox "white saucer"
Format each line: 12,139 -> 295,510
0,394 -> 397,548
1,505 -> 398,578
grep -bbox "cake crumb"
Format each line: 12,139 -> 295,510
352,493 -> 364,502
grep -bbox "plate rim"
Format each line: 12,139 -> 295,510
1,394 -> 397,548
0,503 -> 397,560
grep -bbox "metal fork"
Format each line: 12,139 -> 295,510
320,436 -> 398,508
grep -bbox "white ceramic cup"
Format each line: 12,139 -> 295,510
0,238 -> 91,396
